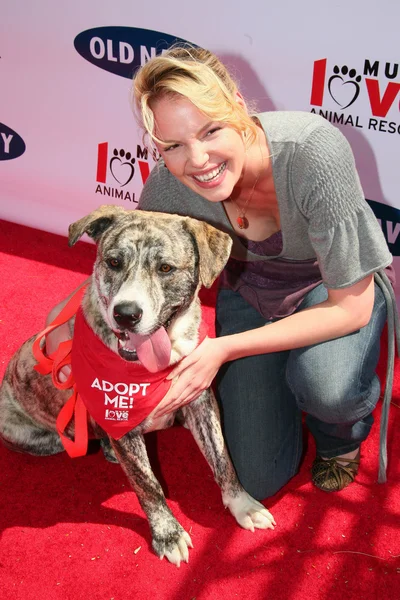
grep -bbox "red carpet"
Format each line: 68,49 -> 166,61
0,219 -> 399,600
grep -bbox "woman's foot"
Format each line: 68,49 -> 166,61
311,448 -> 360,492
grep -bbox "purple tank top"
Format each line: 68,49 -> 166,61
219,231 -> 322,320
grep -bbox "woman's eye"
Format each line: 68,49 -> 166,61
206,127 -> 221,136
107,258 -> 121,270
164,144 -> 179,152
159,264 -> 173,273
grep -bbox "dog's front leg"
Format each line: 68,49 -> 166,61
110,432 -> 193,566
181,390 -> 276,532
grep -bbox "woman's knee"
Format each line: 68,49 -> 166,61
236,458 -> 300,501
286,359 -> 381,424
287,281 -> 387,424
229,417 -> 303,501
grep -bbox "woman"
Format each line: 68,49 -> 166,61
132,45 -> 396,498
49,45 -> 395,498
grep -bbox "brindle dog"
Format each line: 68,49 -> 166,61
0,205 -> 275,566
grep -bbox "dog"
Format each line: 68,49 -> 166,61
0,205 -> 275,566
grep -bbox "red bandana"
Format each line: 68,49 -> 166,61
71,308 -> 175,437
32,285 -> 208,458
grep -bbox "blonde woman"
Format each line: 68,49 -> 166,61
47,46 -> 395,498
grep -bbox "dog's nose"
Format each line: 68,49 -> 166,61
113,302 -> 143,329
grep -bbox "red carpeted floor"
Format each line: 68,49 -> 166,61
0,219 -> 399,600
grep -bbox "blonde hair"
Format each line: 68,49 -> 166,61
132,45 -> 258,147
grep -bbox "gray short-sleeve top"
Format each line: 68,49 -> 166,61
138,111 -> 392,318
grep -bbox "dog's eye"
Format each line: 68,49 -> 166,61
159,264 -> 173,274
106,258 -> 121,270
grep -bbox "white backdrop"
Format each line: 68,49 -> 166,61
1,0 -> 399,292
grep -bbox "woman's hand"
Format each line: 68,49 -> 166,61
153,337 -> 228,417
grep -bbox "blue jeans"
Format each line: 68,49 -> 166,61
215,283 -> 387,500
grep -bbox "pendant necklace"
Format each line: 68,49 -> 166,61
230,144 -> 265,230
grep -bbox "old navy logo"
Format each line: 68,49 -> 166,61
0,122 -> 26,161
74,26 -> 194,79
367,199 -> 400,257
310,59 -> 400,118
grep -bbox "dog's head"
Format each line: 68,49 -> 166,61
69,205 -> 232,370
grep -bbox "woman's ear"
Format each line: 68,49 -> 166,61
235,91 -> 247,111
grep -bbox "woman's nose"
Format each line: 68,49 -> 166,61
188,142 -> 209,168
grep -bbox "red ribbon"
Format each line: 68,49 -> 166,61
32,285 -> 89,457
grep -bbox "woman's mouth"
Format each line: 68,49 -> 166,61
192,162 -> 227,186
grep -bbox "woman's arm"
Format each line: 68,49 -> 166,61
45,278 -> 90,380
154,274 -> 375,416
220,274 -> 374,360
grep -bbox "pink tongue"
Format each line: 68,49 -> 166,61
128,327 -> 172,373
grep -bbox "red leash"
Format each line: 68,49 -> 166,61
32,285 -> 89,457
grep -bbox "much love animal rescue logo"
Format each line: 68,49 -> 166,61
310,58 -> 400,134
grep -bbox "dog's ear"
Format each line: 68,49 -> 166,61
68,205 -> 128,246
184,218 -> 233,288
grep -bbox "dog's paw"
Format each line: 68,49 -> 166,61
226,491 -> 276,532
153,530 -> 193,567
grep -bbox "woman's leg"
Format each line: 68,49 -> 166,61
215,289 -> 303,501
286,282 -> 387,460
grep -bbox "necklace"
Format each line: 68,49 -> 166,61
230,143 -> 265,230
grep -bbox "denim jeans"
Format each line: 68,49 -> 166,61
215,283 -> 387,500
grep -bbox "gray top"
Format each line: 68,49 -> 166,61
139,111 -> 392,296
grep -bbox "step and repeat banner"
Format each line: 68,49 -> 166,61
1,1 -> 399,294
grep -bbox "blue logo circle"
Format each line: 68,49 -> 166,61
74,26 -> 194,79
0,123 -> 26,161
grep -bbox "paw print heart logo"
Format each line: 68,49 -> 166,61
328,66 -> 362,109
110,148 -> 136,186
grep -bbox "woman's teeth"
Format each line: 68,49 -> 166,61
193,162 -> 226,183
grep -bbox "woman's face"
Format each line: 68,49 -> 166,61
151,95 -> 247,203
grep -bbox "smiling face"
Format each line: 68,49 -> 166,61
152,95 -> 247,203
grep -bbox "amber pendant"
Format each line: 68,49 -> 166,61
237,216 -> 249,229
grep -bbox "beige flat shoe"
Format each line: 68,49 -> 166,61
311,449 -> 360,492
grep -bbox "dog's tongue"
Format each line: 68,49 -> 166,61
128,327 -> 171,373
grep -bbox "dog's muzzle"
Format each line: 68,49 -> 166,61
111,302 -> 174,373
